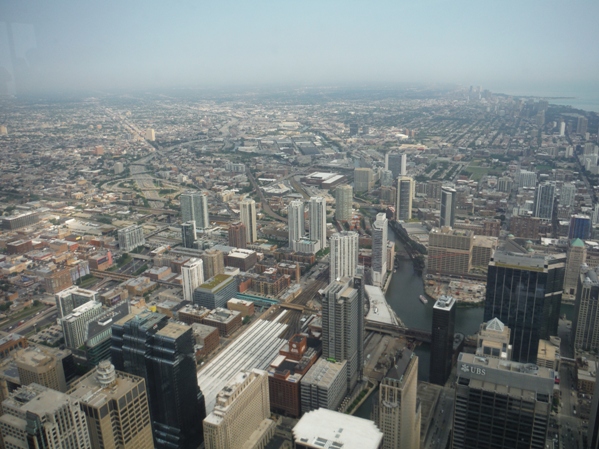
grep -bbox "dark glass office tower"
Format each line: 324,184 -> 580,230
484,251 -> 566,363
181,221 -> 196,249
111,311 -> 206,449
430,295 -> 456,386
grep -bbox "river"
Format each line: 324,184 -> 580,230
356,224 -> 572,419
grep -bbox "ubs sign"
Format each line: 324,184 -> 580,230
460,364 -> 486,376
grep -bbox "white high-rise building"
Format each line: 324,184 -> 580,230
329,231 -> 359,283
118,225 -> 145,252
182,258 -> 204,302
517,170 -> 537,188
240,198 -> 258,243
309,197 -> 327,252
371,213 -> 388,287
61,300 -> 103,349
145,128 -> 155,141
560,183 -> 577,207
396,176 -> 414,221
560,121 -> 566,137
0,384 -> 92,449
288,200 -> 305,248
335,185 -> 353,221
203,369 -> 275,449
181,191 -> 210,230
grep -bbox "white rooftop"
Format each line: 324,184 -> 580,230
364,285 -> 400,327
293,408 -> 383,449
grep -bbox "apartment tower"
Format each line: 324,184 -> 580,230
240,198 -> 258,243
329,231 -> 359,283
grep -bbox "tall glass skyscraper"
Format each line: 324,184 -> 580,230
484,251 -> 566,363
533,182 -> 555,220
180,191 -> 209,230
321,276 -> 363,393
111,311 -> 206,449
430,295 -> 456,386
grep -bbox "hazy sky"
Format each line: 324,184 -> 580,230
1,0 -> 598,95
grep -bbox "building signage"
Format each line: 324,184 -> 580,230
460,364 -> 486,376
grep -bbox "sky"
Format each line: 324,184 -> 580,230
0,0 -> 598,95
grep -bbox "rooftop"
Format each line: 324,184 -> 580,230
433,295 -> 455,311
199,274 -> 232,290
68,365 -> 144,408
293,408 -> 383,449
197,317 -> 288,414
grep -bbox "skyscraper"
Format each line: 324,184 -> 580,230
589,367 -> 599,448
240,198 -> 258,243
61,300 -> 104,349
111,312 -> 206,449
228,221 -> 247,248
560,183 -> 577,207
309,196 -> 327,252
335,185 -> 353,221
373,351 -> 421,449
452,353 -> 554,449
182,258 -> 204,302
573,265 -> 599,352
181,220 -> 196,248
68,361 -> 154,449
564,238 -> 587,298
385,152 -> 407,178
329,231 -> 359,283
440,186 -> 457,227
14,345 -> 69,392
484,251 -> 566,363
321,277 -> 363,393
201,249 -> 225,280
578,116 -> 589,135
181,191 -> 210,230
569,214 -> 592,239
380,169 -> 394,187
354,168 -> 374,192
396,176 -> 414,221
0,384 -> 92,449
203,369 -> 275,449
534,182 -> 555,219
371,213 -> 388,287
118,224 -> 145,252
288,200 -> 305,248
430,295 -> 456,386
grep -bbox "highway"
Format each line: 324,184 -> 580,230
245,166 -> 287,223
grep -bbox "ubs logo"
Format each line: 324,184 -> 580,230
461,364 -> 486,376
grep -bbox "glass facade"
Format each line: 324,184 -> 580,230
430,297 -> 456,385
484,258 -> 565,363
111,312 -> 206,449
